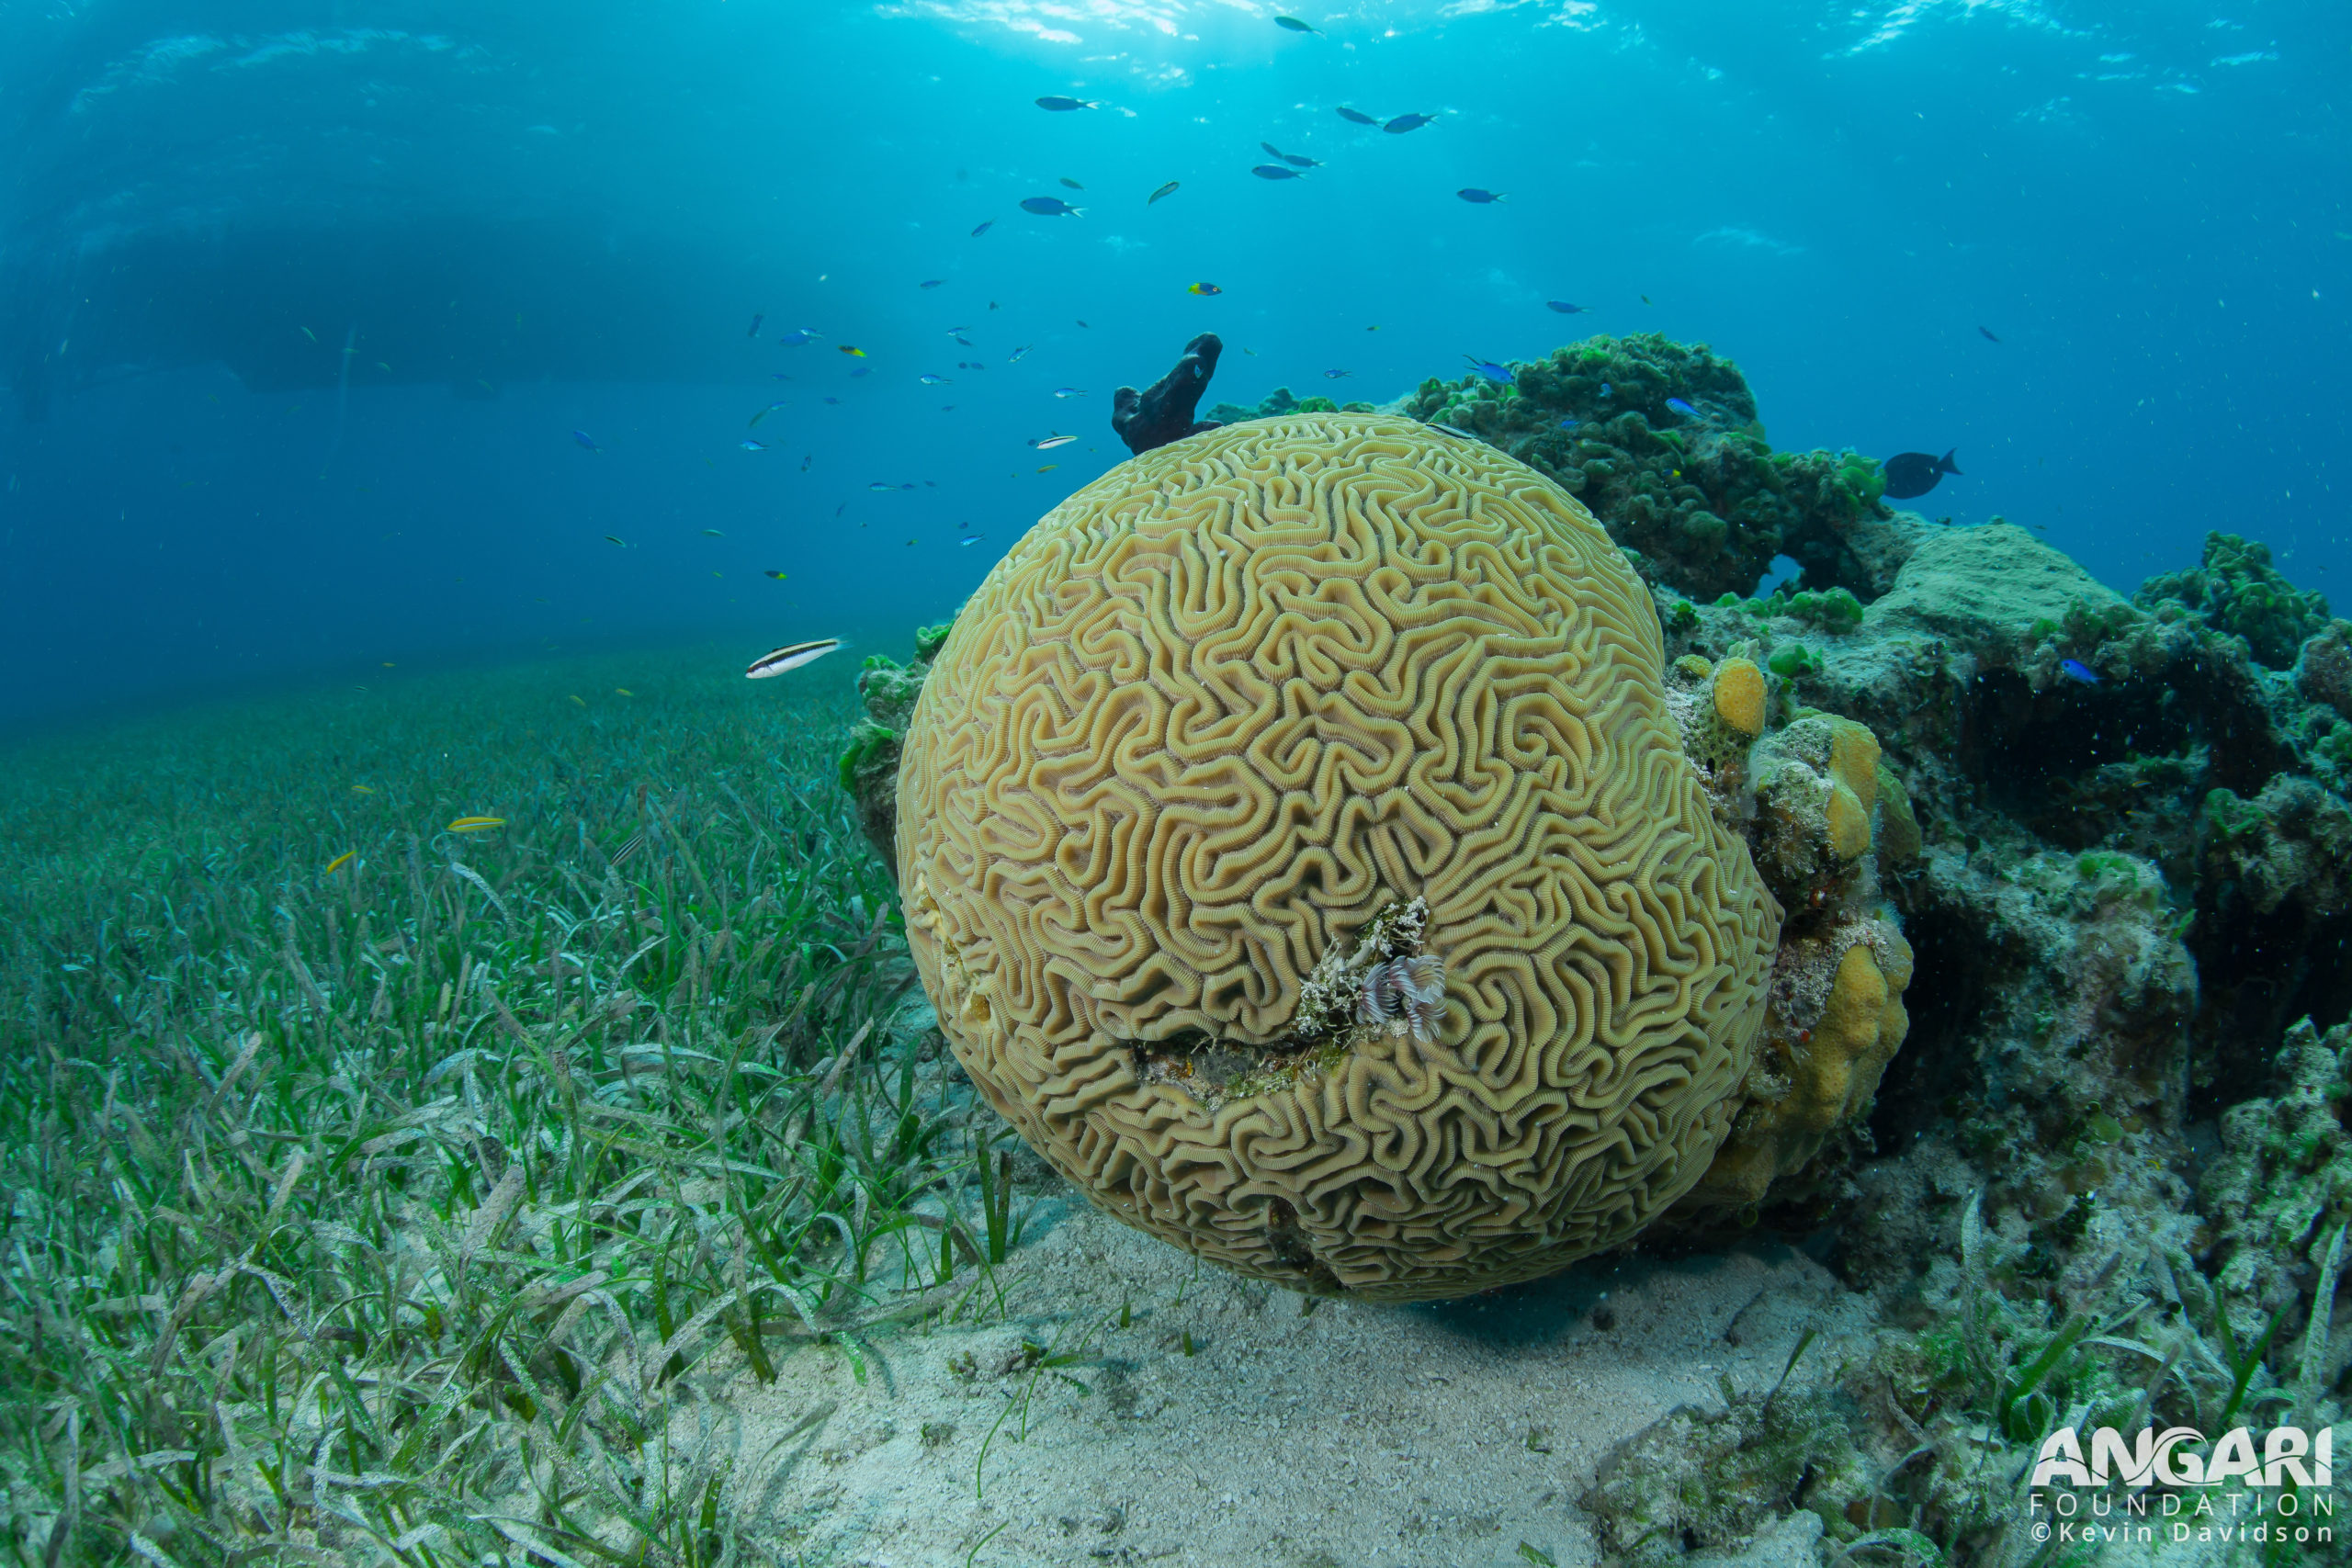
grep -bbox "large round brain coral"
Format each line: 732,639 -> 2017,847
897,413 -> 1781,1300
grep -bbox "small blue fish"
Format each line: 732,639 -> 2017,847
1385,112 -> 1436,134
1252,164 -> 1304,181
777,328 -> 822,345
1324,369 -> 1351,379
1009,344 -> 1033,363
1464,355 -> 1511,386
1274,15 -> 1318,32
1336,106 -> 1378,125
1035,96 -> 1099,112
1021,196 -> 1084,217
1059,177 -> 1084,190
971,220 -> 993,238
960,534 -> 984,547
746,313 -> 764,337
2060,660 -> 2101,686
1599,382 -> 1611,397
1053,387 -> 1088,398
572,429 -> 602,453
740,440 -> 772,451
1665,398 -> 1699,417
922,374 -> 953,385
1546,300 -> 1587,314
920,279 -> 946,289
822,396 -> 842,405
1457,188 -> 1504,204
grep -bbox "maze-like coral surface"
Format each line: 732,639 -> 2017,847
898,414 -> 1781,1299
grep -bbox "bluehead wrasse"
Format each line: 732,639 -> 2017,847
613,829 -> 646,865
746,637 -> 842,679
1148,181 -> 1180,205
616,688 -> 632,696
1031,434 -> 1077,449
702,528 -> 725,536
839,344 -> 866,357
351,784 -> 375,795
301,326 -> 318,343
325,851 -> 356,874
1037,464 -> 1059,473
604,536 -> 628,547
447,816 -> 506,833
569,694 -> 587,706
763,570 -> 788,580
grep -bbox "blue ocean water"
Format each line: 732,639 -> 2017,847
0,0 -> 2342,732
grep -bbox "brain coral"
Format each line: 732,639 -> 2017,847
897,413 -> 1781,1300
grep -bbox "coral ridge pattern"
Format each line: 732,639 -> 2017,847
895,413 -> 1782,1300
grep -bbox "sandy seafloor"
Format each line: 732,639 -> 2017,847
714,1173 -> 1868,1568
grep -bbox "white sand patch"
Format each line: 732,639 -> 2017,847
716,1179 -> 1877,1567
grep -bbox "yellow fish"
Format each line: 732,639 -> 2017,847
350,784 -> 375,795
840,344 -> 866,357
447,816 -> 506,833
325,851 -> 356,874
1036,464 -> 1059,472
616,687 -> 633,696
570,694 -> 587,706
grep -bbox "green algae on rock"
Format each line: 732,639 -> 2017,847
2135,529 -> 2331,669
1393,333 -> 1919,602
839,616 -> 955,873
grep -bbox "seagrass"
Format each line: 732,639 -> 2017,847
898,413 -> 1781,1300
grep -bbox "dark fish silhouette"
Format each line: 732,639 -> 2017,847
746,313 -> 763,337
1883,448 -> 1961,500
1021,196 -> 1084,216
1385,112 -> 1436,134
1546,300 -> 1587,314
1979,325 -> 2001,344
1252,164 -> 1304,181
970,220 -> 993,237
1457,188 -> 1504,204
1275,15 -> 1318,32
1035,96 -> 1098,111
1336,107 -> 1378,125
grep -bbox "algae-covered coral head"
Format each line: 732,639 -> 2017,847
893,412 -> 1782,1302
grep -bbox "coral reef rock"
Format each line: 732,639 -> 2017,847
1393,333 -> 1923,603
2135,529 -> 2330,669
838,618 -> 954,874
893,412 -> 1781,1301
1862,521 -> 2127,665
